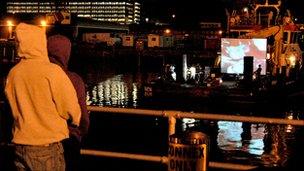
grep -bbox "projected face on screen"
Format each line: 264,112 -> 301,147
221,38 -> 267,75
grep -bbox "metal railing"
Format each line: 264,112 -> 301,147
82,106 -> 304,170
0,41 -> 17,63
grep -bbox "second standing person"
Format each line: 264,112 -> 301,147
47,34 -> 90,171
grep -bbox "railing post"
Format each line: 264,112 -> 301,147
168,116 -> 176,137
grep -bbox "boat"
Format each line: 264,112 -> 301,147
142,0 -> 304,110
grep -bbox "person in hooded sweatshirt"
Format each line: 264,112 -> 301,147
47,34 -> 90,171
5,23 -> 81,171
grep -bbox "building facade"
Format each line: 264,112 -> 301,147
6,0 -> 141,25
200,22 -> 222,50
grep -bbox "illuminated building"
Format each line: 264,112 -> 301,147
6,0 -> 141,25
200,22 -> 222,50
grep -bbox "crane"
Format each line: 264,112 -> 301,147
225,0 -> 302,76
238,22 -> 302,76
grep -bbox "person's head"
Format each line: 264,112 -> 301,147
47,24 -> 73,39
15,23 -> 48,61
47,34 -> 71,69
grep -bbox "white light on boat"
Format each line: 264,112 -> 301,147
288,54 -> 296,67
266,53 -> 270,59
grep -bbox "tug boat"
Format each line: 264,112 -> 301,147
142,0 -> 304,110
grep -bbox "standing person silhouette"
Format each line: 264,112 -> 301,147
255,64 -> 262,79
5,23 -> 81,171
254,64 -> 262,88
47,34 -> 90,171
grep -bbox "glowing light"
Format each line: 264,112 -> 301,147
285,111 -> 295,133
6,20 -> 14,39
6,20 -> 14,26
243,7 -> 248,13
189,66 -> 196,79
288,54 -> 296,66
40,20 -> 47,27
181,118 -> 197,131
219,78 -> 223,84
164,29 -> 171,34
266,53 -> 271,59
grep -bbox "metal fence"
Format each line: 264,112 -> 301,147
0,40 -> 17,64
82,106 -> 304,170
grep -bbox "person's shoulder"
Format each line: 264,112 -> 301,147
6,62 -> 27,76
46,62 -> 64,71
6,66 -> 18,78
67,71 -> 86,89
67,71 -> 84,82
45,63 -> 68,78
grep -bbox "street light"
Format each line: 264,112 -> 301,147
40,20 -> 47,32
164,29 -> 171,34
6,20 -> 14,39
40,20 -> 47,27
243,7 -> 248,13
6,20 -> 13,27
218,30 -> 223,35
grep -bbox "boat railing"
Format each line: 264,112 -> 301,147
82,106 -> 304,170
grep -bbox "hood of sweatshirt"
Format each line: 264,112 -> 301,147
15,23 -> 49,62
47,35 -> 71,70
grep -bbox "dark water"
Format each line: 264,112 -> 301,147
78,56 -> 304,171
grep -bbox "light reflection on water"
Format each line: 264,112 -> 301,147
87,74 -> 139,107
179,118 -> 299,167
217,121 -> 265,159
217,121 -> 264,156
86,73 -> 302,168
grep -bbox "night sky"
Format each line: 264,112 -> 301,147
141,0 -> 227,21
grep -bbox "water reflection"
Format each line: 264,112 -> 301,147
85,72 -> 303,168
217,121 -> 265,163
215,117 -> 299,167
260,111 -> 301,167
261,124 -> 296,167
181,118 -> 198,131
87,74 -> 139,107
